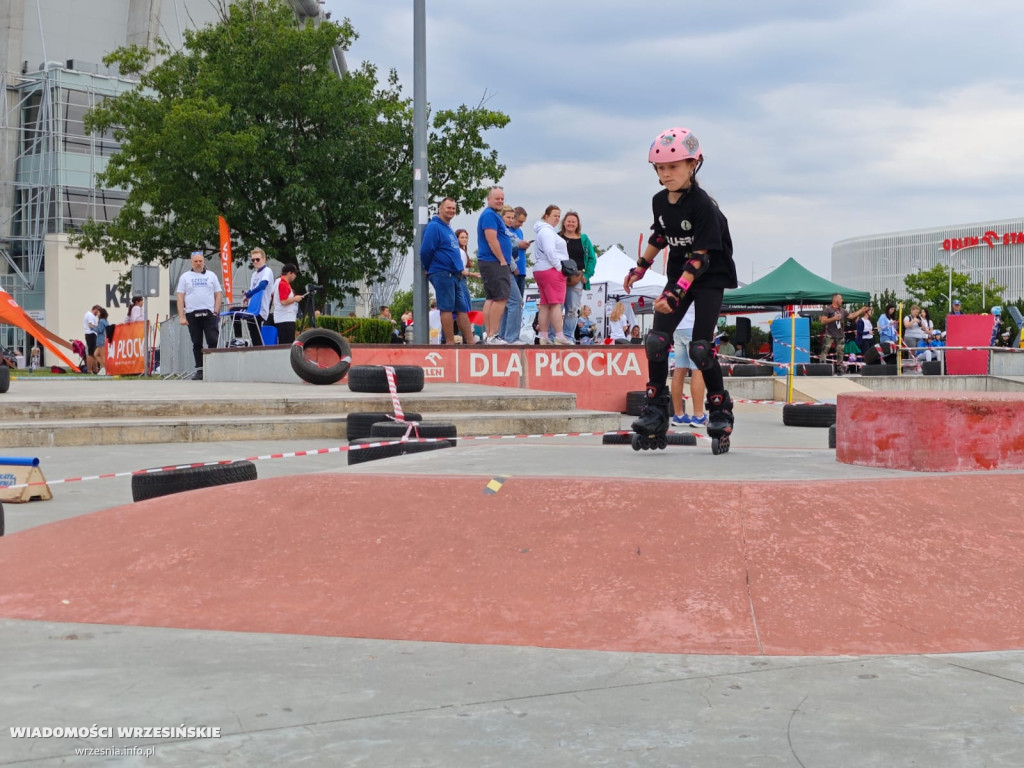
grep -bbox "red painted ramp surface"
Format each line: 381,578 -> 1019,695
0,474 -> 1022,656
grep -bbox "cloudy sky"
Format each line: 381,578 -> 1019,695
323,0 -> 1024,286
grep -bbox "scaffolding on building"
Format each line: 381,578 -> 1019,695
1,64 -> 129,287
0,62 -> 130,351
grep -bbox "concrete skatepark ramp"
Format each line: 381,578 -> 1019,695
0,473 -> 1021,656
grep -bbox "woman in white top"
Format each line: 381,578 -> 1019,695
532,205 -> 572,345
903,304 -> 932,361
608,301 -> 630,343
126,296 -> 145,323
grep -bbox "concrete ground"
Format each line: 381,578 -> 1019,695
1,384 -> 1023,766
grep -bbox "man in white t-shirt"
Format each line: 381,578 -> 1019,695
175,250 -> 223,379
670,305 -> 706,427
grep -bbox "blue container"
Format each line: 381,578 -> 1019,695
771,317 -> 810,376
261,325 -> 278,346
0,456 -> 40,467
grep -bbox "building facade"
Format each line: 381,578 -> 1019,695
0,0 -> 348,359
832,217 -> 1024,308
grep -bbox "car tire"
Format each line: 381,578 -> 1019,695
346,436 -> 453,466
794,363 -> 834,376
347,365 -> 425,394
0,363 -> 9,394
828,423 -> 837,449
369,420 -> 457,448
863,342 -> 899,365
625,390 -> 647,416
131,460 -> 258,502
860,364 -> 897,376
782,403 -> 837,428
346,411 -> 423,441
725,364 -> 762,377
921,361 -> 942,376
290,328 -> 352,385
602,431 -> 696,446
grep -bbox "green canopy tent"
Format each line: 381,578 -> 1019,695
722,258 -> 870,306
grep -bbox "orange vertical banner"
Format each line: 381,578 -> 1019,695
218,215 -> 233,303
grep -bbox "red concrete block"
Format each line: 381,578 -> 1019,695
836,391 -> 1024,471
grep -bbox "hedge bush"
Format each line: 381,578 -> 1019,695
298,316 -> 394,344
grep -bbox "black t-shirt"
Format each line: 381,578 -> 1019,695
648,185 -> 737,290
562,237 -> 585,270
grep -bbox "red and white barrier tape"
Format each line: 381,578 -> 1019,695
383,365 -> 405,421
2,401 -> 827,492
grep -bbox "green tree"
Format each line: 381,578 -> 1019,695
870,289 -> 900,319
73,0 -> 508,306
388,288 -> 413,320
592,243 -> 626,257
903,264 -> 1004,328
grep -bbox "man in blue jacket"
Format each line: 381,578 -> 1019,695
420,197 -> 475,345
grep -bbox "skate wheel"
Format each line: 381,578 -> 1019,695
630,434 -> 643,452
654,435 -> 667,450
711,436 -> 731,455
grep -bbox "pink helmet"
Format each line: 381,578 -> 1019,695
648,127 -> 702,164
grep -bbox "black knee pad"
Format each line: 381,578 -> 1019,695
689,339 -> 716,371
645,330 -> 672,363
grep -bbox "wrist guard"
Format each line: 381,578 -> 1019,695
626,259 -> 649,285
683,255 -> 709,280
658,283 -> 684,312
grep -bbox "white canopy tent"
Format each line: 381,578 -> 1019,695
590,246 -> 667,299
590,246 -> 668,337
523,246 -> 669,341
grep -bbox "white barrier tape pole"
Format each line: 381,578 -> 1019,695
383,365 -> 405,421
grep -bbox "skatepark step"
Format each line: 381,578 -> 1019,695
0,410 -> 621,448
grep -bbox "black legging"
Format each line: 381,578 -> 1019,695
648,283 -> 725,394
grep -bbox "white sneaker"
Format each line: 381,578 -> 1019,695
539,338 -> 551,345
553,335 -> 572,345
486,337 -> 508,345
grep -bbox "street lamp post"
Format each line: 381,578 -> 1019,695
411,0 -> 428,343
940,242 -> 989,313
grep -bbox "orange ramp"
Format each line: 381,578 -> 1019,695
0,474 -> 1020,656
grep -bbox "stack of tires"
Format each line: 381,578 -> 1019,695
343,363 -> 455,465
